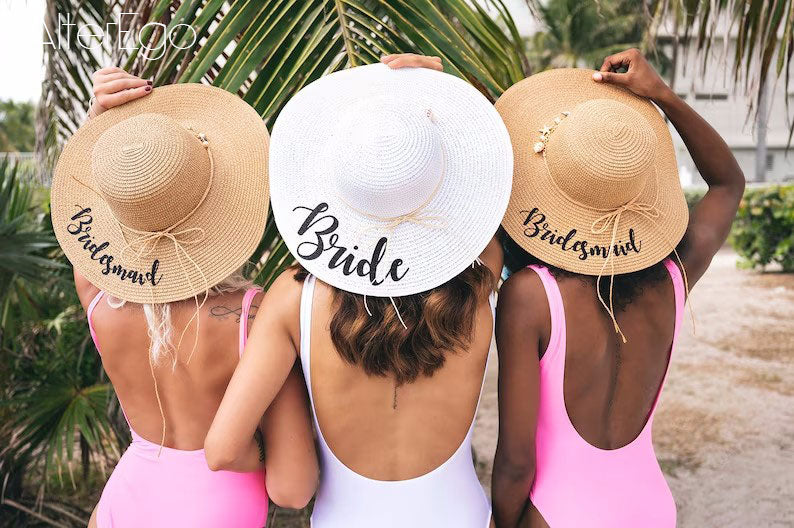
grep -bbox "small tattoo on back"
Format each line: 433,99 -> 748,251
209,304 -> 259,322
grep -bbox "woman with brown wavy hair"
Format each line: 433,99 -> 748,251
205,56 -> 513,527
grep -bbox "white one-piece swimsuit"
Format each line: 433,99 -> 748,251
299,275 -> 494,528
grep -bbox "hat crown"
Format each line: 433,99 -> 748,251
91,113 -> 211,232
546,99 -> 656,210
331,105 -> 444,218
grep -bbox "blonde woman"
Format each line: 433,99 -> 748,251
205,59 -> 513,526
53,73 -> 318,527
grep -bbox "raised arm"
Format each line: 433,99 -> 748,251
492,270 -> 546,528
594,48 -> 745,286
204,272 -> 317,506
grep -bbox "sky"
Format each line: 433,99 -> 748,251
0,0 -> 45,102
0,0 -> 537,103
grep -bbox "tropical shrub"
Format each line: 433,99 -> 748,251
0,157 -> 121,526
730,185 -> 794,272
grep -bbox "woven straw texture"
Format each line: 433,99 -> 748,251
269,63 -> 513,297
51,84 -> 269,303
496,68 -> 688,275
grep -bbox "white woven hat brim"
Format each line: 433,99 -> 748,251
269,64 -> 513,297
51,84 -> 269,303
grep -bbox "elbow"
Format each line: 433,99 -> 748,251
266,482 -> 316,510
735,171 -> 746,195
493,452 -> 536,488
204,436 -> 238,472
730,168 -> 746,196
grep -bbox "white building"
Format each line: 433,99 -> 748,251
658,26 -> 793,186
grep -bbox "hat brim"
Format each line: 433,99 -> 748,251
269,64 -> 513,297
51,84 -> 269,303
496,68 -> 688,275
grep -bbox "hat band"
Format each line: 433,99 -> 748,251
337,143 -> 449,243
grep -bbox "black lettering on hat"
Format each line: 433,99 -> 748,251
66,205 -> 162,287
293,202 -> 410,286
519,207 -> 642,261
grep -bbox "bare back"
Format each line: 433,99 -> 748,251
539,266 -> 678,450
85,288 -> 261,450
306,279 -> 494,480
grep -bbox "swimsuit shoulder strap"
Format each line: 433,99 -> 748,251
646,259 -> 685,416
238,287 -> 262,357
663,258 -> 686,333
526,265 -> 566,363
87,290 -> 105,355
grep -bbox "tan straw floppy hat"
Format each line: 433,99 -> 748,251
51,84 -> 269,304
497,68 -> 688,277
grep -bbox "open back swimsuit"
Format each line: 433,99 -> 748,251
528,259 -> 684,527
299,274 -> 494,527
87,289 -> 267,528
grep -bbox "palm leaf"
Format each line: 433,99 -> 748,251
652,0 -> 794,141
116,0 -> 529,284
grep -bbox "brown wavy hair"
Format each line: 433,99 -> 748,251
293,264 -> 496,385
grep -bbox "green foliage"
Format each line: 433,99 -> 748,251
528,0 -> 669,73
0,100 -> 36,152
730,185 -> 794,272
0,158 -> 117,527
0,157 -> 62,327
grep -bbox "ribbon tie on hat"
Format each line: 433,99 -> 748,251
586,174 -> 693,343
589,191 -> 661,343
351,152 -> 448,242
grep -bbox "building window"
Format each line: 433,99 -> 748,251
694,93 -> 729,101
767,153 -> 775,171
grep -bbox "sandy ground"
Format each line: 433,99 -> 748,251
472,248 -> 794,527
270,249 -> 793,527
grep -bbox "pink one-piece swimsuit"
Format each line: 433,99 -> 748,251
527,259 -> 684,527
87,288 -> 267,528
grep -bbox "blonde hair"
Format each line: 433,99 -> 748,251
106,270 -> 253,365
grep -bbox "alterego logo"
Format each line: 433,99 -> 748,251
44,12 -> 197,61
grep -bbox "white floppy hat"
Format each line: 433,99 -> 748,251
269,63 -> 513,297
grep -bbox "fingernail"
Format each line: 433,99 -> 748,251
593,72 -> 602,81
147,80 -> 153,85
145,85 -> 152,92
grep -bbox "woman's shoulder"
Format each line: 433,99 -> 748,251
500,267 -> 548,307
497,268 -> 551,341
257,269 -> 305,323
